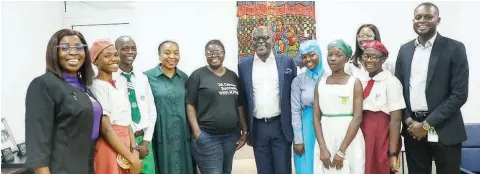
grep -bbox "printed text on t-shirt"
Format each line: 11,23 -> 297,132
218,83 -> 238,95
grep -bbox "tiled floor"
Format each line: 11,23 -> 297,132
231,146 -> 437,174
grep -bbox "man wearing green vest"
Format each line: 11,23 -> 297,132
114,36 -> 157,174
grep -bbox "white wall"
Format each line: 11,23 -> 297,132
62,1 -> 134,46
1,1 -> 64,142
131,1 -> 239,75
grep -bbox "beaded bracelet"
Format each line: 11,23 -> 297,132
336,150 -> 346,158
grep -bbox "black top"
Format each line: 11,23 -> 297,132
25,72 -> 98,174
186,66 -> 242,135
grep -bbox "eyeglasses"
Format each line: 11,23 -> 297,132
357,34 -> 375,40
57,44 -> 87,52
253,36 -> 271,42
361,54 -> 383,61
205,51 -> 224,58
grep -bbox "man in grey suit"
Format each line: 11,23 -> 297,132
395,2 -> 469,174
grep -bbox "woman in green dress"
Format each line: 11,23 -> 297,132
144,40 -> 195,174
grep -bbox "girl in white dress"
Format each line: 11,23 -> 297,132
313,39 -> 365,174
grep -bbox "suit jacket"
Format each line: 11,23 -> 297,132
395,34 -> 469,145
238,54 -> 297,143
25,72 -> 99,173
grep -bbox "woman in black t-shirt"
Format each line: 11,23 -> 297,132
186,39 -> 248,174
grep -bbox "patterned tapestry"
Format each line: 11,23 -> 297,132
237,1 -> 316,65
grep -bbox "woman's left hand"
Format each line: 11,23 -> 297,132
332,153 -> 344,170
236,131 -> 247,150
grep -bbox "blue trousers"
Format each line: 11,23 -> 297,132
191,129 -> 240,174
253,119 -> 292,174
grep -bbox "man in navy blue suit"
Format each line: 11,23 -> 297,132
238,26 -> 297,174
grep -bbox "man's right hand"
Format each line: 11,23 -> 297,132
138,142 -> 150,159
134,130 -> 144,137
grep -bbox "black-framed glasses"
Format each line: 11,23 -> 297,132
357,34 -> 375,40
253,36 -> 271,42
57,44 -> 87,52
205,51 -> 224,58
361,54 -> 383,61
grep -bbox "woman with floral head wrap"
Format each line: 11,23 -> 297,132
313,40 -> 365,174
359,40 -> 404,174
291,40 -> 325,174
89,39 -> 142,174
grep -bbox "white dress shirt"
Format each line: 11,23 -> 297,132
362,71 -> 406,115
252,52 -> 281,119
114,68 -> 157,142
90,79 -> 132,126
409,33 -> 437,112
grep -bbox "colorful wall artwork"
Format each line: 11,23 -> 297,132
237,1 -> 316,66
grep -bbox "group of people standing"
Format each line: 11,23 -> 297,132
290,2 -> 469,174
24,2 -> 469,174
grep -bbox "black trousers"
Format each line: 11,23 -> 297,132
403,116 -> 461,174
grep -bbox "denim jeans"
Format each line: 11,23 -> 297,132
191,129 -> 240,174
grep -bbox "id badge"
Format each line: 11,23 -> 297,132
427,128 -> 439,142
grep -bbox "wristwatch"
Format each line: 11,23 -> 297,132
422,121 -> 431,131
388,152 -> 397,157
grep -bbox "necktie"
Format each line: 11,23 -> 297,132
363,79 -> 375,99
107,80 -> 116,88
121,73 -> 141,124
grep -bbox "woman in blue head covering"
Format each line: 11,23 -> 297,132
291,40 -> 324,174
